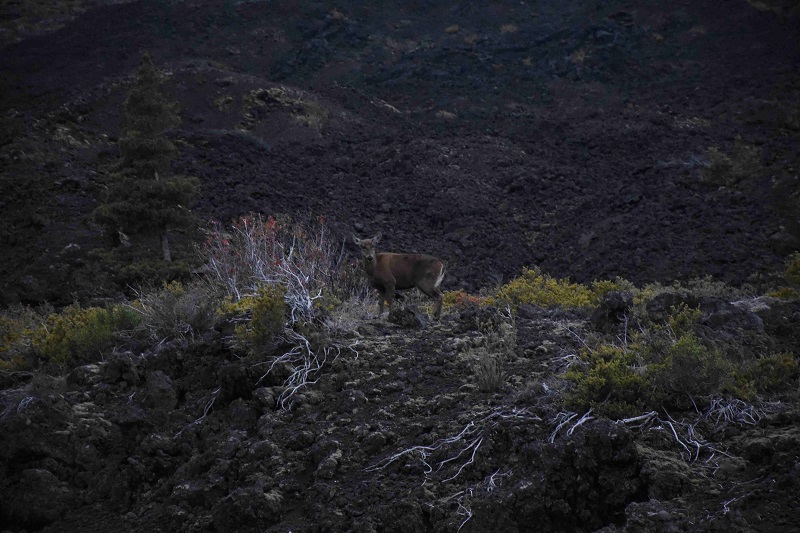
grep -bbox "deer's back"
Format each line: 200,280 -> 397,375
375,253 -> 444,289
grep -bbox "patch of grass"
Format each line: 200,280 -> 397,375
470,315 -> 516,392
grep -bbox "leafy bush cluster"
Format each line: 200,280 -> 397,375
734,353 -> 799,398
566,305 -> 798,418
483,267 -> 631,310
24,304 -> 141,366
219,285 -> 287,354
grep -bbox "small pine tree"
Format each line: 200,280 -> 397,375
95,52 -> 198,262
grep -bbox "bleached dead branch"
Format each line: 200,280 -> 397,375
548,411 -> 577,443
365,407 -> 539,484
0,386 -> 37,422
616,398 -> 782,467
455,489 -> 474,532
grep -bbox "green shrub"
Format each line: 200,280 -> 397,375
767,253 -> 800,300
31,304 -> 140,365
565,345 -> 649,419
485,267 -> 597,309
734,353 -> 799,396
566,306 -> 730,417
648,334 -> 730,399
220,285 -> 287,354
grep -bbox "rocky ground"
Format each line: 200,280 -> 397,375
1,293 -> 800,532
1,0 -> 800,531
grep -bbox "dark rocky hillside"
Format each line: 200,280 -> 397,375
1,1 -> 800,532
1,0 -> 799,302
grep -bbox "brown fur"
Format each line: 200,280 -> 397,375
353,233 -> 446,319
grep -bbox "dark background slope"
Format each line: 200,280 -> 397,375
1,0 -> 799,302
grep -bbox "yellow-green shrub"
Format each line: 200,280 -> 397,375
566,306 -> 732,418
770,252 -> 800,299
484,269 -> 637,310
31,304 -> 140,365
220,285 -> 287,353
565,344 -> 649,419
485,268 -> 597,309
734,353 -> 799,396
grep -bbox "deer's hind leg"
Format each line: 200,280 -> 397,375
417,283 -> 444,320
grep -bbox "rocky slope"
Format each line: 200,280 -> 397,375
1,294 -> 799,532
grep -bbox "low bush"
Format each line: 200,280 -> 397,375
734,353 -> 799,397
219,285 -> 287,354
135,281 -> 219,342
30,304 -> 140,365
484,267 -> 597,309
770,252 -> 800,300
484,268 -> 633,310
566,344 -> 649,420
566,306 -> 733,418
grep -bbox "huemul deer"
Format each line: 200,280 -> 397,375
353,233 -> 446,319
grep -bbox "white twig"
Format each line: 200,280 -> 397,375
366,408 -> 539,484
548,411 -> 578,443
567,408 -> 594,436
455,489 -> 474,532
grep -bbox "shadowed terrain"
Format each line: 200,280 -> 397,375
1,1 -> 800,532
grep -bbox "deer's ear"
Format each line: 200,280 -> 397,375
352,234 -> 361,245
373,233 -> 382,244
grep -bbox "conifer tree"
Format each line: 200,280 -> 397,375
95,52 -> 198,262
